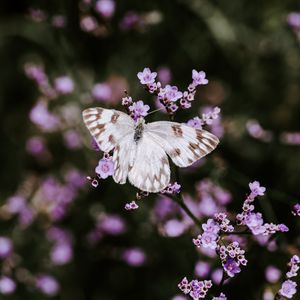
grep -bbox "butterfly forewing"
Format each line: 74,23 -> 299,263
145,121 -> 219,167
82,107 -> 134,153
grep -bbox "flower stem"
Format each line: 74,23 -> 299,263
173,194 -> 203,228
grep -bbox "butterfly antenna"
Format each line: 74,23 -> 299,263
147,107 -> 164,116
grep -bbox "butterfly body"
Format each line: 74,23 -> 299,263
83,107 -> 219,193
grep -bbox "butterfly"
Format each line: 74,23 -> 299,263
83,107 -> 219,193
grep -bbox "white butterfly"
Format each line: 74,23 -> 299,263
83,107 -> 219,193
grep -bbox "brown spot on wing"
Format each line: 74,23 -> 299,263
108,134 -> 116,145
170,148 -> 181,158
171,125 -> 183,137
111,112 -> 120,124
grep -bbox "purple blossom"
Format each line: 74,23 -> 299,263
125,201 -> 139,210
92,83 -> 112,101
213,293 -> 227,300
36,275 -> 60,296
265,266 -> 281,283
51,15 -> 66,28
54,76 -> 74,94
172,295 -> 188,300
29,101 -> 60,131
161,182 -> 181,194
122,248 -> 146,267
99,214 -> 126,235
157,67 -> 171,85
192,70 -> 208,86
279,280 -> 297,299
178,277 -> 212,300
0,237 -> 13,259
287,12 -> 300,28
6,195 -> 26,214
0,277 -> 16,295
223,258 -> 241,277
244,212 -> 265,235
249,181 -> 266,198
187,117 -> 203,129
128,100 -> 150,120
26,136 -> 46,155
63,130 -> 82,149
119,11 -> 140,30
292,203 -> 300,216
80,16 -> 98,32
286,255 -> 300,278
95,157 -> 114,179
95,0 -> 115,18
50,243 -> 73,265
163,219 -> 186,237
162,85 -> 183,102
194,261 -> 211,278
137,68 -> 157,85
202,219 -> 220,234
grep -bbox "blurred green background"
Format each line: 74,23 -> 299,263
0,0 -> 300,299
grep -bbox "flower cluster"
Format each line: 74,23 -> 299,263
212,293 -> 227,300
193,212 -> 234,250
193,219 -> 220,250
87,213 -> 126,244
161,182 -> 181,194
214,213 -> 234,233
121,95 -> 151,121
218,242 -> 247,278
277,255 -> 300,299
187,107 -> 221,130
95,155 -> 114,179
236,181 -> 289,235
25,63 -> 74,99
47,227 -> 73,265
178,277 -> 212,300
291,203 -> 300,216
125,201 -> 139,210
195,179 -> 231,217
137,68 -> 208,115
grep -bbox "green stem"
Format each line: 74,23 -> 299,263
173,194 -> 203,228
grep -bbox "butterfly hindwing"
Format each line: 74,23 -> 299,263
145,121 -> 219,167
127,133 -> 170,193
82,107 -> 134,153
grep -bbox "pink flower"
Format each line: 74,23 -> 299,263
128,100 -> 150,120
92,83 -> 112,101
95,157 -> 114,179
192,70 -> 208,85
265,266 -> 281,283
287,12 -> 300,28
54,76 -> 74,94
0,237 -> 13,259
95,0 -> 115,18
249,181 -> 266,197
122,248 -> 146,267
0,277 -> 16,295
36,275 -> 60,296
279,280 -> 297,299
137,68 -> 157,85
163,85 -> 183,102
187,117 -> 203,129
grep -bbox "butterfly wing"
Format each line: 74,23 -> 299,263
145,121 -> 219,167
82,107 -> 134,153
128,133 -> 170,193
112,132 -> 136,184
